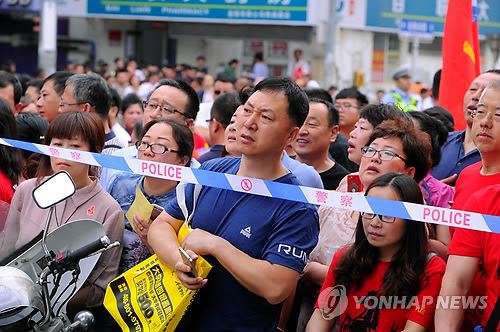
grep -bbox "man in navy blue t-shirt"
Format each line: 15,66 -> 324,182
149,77 -> 319,331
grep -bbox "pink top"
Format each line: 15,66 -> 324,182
420,172 -> 455,208
0,177 -> 124,307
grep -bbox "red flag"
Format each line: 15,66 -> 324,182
439,0 -> 481,130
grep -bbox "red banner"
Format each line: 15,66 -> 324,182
439,0 -> 481,130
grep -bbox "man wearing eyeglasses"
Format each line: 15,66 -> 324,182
101,79 -> 201,192
334,87 -> 369,138
432,69 -> 500,185
436,79 -> 500,332
149,77 -> 319,331
59,74 -> 126,155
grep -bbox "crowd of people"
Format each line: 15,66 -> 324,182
0,54 -> 498,332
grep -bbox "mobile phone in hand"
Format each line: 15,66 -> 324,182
150,203 -> 164,221
347,174 -> 363,192
178,247 -> 198,277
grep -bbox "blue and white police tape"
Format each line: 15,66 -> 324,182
2,137 -> 499,234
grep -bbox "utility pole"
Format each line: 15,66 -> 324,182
411,36 -> 420,80
323,0 -> 337,88
38,0 -> 57,75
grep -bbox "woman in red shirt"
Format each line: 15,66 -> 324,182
307,173 -> 446,332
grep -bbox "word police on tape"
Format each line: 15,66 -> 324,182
1,137 -> 499,235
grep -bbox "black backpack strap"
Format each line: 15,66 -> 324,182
485,293 -> 500,331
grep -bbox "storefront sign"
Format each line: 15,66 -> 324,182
87,0 -> 310,25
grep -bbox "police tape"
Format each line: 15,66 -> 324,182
1,137 -> 499,235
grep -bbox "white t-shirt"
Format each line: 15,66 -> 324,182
195,101 -> 213,128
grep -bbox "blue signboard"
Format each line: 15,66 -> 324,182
0,0 -> 41,12
366,0 -> 500,35
399,18 -> 435,38
400,19 -> 434,34
87,0 -> 309,25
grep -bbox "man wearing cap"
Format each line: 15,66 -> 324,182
381,68 -> 417,112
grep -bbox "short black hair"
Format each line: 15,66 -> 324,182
42,71 -> 73,96
0,72 -> 22,104
150,79 -> 200,120
26,79 -> 43,91
0,97 -> 20,183
423,106 -> 454,132
359,103 -> 411,128
109,87 -> 121,109
408,111 -> 448,167
115,68 -> 129,77
431,69 -> 441,100
254,52 -> 264,62
253,77 -> 309,127
229,59 -> 239,65
305,88 -> 333,103
139,119 -> 194,165
147,71 -> 161,79
309,98 -> 339,127
215,73 -> 236,84
239,86 -> 253,104
485,68 -> 500,75
121,93 -> 143,114
180,63 -> 193,71
210,92 -> 241,128
16,112 -> 48,159
335,87 -> 369,107
18,74 -> 34,94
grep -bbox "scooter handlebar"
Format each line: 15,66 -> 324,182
57,236 -> 110,266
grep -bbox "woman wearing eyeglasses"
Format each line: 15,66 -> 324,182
108,118 -> 194,272
291,117 -> 432,331
306,173 -> 445,331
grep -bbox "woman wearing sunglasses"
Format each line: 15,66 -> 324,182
108,118 -> 194,272
307,173 -> 445,331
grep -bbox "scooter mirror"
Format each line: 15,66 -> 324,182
32,171 -> 76,209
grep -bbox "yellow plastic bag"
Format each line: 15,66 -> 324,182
104,223 -> 212,332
